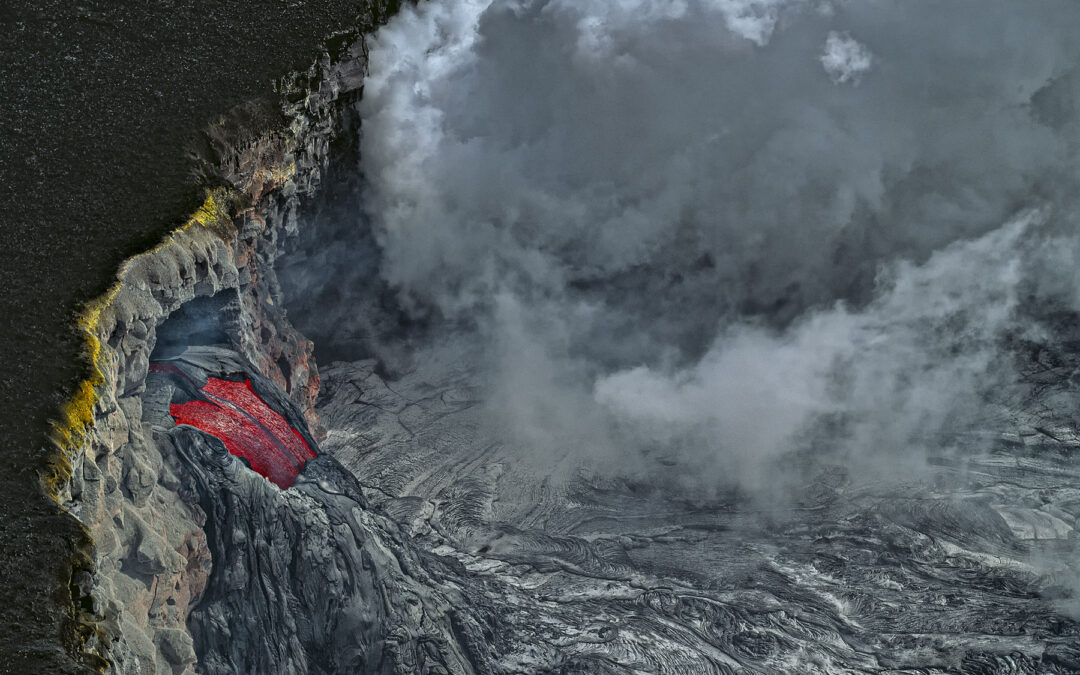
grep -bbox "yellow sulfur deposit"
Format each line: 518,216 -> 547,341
43,187 -> 238,502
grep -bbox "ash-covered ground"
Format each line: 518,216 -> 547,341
277,1 -> 1080,672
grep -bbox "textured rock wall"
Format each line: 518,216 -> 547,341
155,404 -> 475,675
54,34 -> 375,673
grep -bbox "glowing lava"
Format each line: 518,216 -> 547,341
168,377 -> 315,488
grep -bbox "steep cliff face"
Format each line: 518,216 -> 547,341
52,33 -> 378,673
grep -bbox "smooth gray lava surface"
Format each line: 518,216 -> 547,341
312,344 -> 1080,673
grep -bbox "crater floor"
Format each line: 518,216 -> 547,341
314,347 -> 1080,674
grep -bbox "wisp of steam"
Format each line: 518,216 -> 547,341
320,0 -> 1080,494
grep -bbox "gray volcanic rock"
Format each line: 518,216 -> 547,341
311,343 -> 1080,674
140,353 -> 474,675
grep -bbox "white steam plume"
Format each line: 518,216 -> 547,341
354,0 -> 1080,489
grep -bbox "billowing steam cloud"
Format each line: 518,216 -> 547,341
347,0 -> 1080,491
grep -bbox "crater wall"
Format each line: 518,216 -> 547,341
52,32 -> 375,672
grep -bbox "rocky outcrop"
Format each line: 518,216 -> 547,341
51,30 -> 382,673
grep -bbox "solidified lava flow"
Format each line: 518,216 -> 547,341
168,377 -> 315,488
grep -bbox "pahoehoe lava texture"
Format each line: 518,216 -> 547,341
120,310 -> 1080,672
310,329 -> 1080,673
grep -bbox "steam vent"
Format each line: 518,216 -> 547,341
15,1 -> 1080,673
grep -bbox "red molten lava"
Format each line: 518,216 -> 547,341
169,377 -> 315,488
